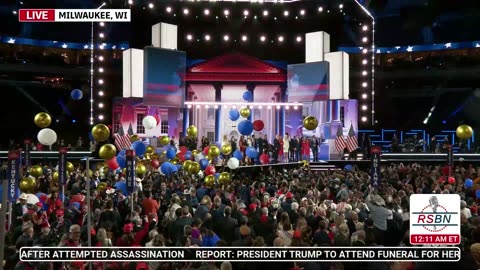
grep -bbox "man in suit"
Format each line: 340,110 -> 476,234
214,206 -> 238,244
310,135 -> 320,162
296,136 -> 302,162
289,136 -> 298,162
257,133 -> 264,154
13,193 -> 32,227
273,135 -> 281,163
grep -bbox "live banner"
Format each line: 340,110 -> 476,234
370,146 -> 382,188
24,139 -> 31,168
125,150 -> 135,194
7,150 -> 20,202
58,147 -> 68,186
447,145 -> 454,176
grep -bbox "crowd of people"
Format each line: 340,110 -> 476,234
2,154 -> 480,270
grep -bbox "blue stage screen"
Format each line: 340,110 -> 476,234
143,47 -> 186,107
287,61 -> 329,102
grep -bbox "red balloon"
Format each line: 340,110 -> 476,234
107,157 -> 119,170
253,120 -> 265,131
438,176 -> 446,184
180,146 -> 188,154
153,115 -> 160,125
260,153 -> 269,164
205,165 -> 216,176
203,146 -> 210,156
448,176 -> 455,184
178,154 -> 186,163
151,159 -> 160,169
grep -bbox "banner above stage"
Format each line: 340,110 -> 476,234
287,61 -> 330,102
143,47 -> 186,107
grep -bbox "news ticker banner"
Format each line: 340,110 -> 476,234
20,247 -> 460,263
18,9 -> 131,22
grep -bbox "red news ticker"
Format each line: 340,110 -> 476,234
18,9 -> 55,22
410,234 -> 460,245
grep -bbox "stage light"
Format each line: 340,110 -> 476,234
300,9 -> 306,15
90,99 -> 94,103
263,10 -> 268,16
205,105 -> 209,109
242,35 -> 248,41
361,105 -> 367,111
296,36 -> 302,42
258,106 -> 263,109
362,93 -> 367,99
224,9 -> 229,16
276,105 -> 281,109
98,79 -> 104,84
362,37 -> 368,43
362,82 -> 367,87
286,105 -> 290,110
183,8 -> 189,15
318,6 -> 323,12
98,103 -> 104,108
293,105 -> 298,110
204,9 -> 210,15
99,22 -> 105,27
362,25 -> 368,31
224,35 -> 230,41
187,34 -> 193,41
148,3 -> 154,9
99,33 -> 104,38
278,36 -> 284,42
166,6 -> 172,13
362,59 -> 368,65
12,10 -> 17,15
232,105 -> 237,109
249,105 -> 253,109
98,91 -> 104,96
223,105 -> 227,109
98,56 -> 104,61
361,116 -> 367,122
196,105 -> 200,109
283,10 -> 289,16
98,67 -> 104,73
243,10 -> 249,16
267,106 -> 272,109
128,0 -> 133,4
362,71 -> 368,76
214,105 -> 219,109
260,35 -> 266,42
90,117 -> 94,121
362,48 -> 368,54
187,104 -> 192,108
98,115 -> 104,120
339,4 -> 344,9
205,34 -> 211,41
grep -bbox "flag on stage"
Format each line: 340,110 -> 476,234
346,124 -> 358,152
114,125 -> 132,150
335,125 -> 346,152
127,123 -> 134,136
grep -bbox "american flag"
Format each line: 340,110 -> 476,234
346,124 -> 358,152
335,125 -> 346,152
114,124 -> 133,150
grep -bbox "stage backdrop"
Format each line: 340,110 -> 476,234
287,61 -> 330,102
143,47 -> 186,107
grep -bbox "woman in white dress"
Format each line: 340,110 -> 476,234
283,134 -> 290,162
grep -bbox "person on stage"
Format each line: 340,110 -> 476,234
283,133 -> 290,163
273,135 -> 281,163
310,135 -> 319,162
278,135 -> 284,163
289,135 -> 297,162
301,137 -> 310,161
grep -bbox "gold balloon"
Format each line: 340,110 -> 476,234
192,150 -> 199,157
172,160 -> 178,165
19,177 -> 36,193
303,116 -> 318,131
52,171 -> 59,182
208,145 -> 221,158
189,162 -> 201,174
456,124 -> 473,140
221,144 -> 232,155
91,124 -> 110,142
183,160 -> 192,173
66,162 -> 74,173
130,134 -> 140,143
205,175 -> 215,188
187,125 -> 198,137
159,135 -> 170,146
240,107 -> 251,118
97,182 -> 107,192
218,172 -> 231,185
136,164 -> 147,177
146,145 -> 155,154
30,165 -> 43,177
34,112 -> 52,128
96,162 -> 106,170
99,144 -> 117,160
151,153 -> 159,160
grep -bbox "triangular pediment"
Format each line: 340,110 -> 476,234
188,52 -> 285,74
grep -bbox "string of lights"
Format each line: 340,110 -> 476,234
91,3 -> 106,125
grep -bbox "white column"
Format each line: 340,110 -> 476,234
122,49 -> 144,98
305,31 -> 330,63
324,52 -> 350,100
152,22 -> 178,50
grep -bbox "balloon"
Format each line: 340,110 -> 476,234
145,145 -> 155,154
189,162 -> 201,174
195,153 -> 205,162
465,179 -> 474,188
99,144 -> 116,160
187,125 -> 198,137
246,146 -> 258,159
183,160 -> 192,172
142,116 -> 157,130
66,162 -> 74,173
253,120 -> 264,131
205,175 -> 215,188
97,182 -> 107,193
227,157 -> 240,169
208,145 -> 220,158
203,146 -> 210,156
136,164 -> 147,177
130,134 -> 140,142
19,177 -> 36,193
233,150 -> 243,160
34,112 -> 52,128
199,158 -> 209,170
448,177 -> 455,184
259,153 -> 269,164
166,147 -> 177,160
214,173 -> 220,179
153,115 -> 160,125
229,109 -> 240,121
91,124 -> 110,142
180,146 -> 188,154
240,107 -> 251,118
151,159 -> 160,169
131,141 -> 147,156
476,190 -> 480,199
107,158 -> 119,170
37,128 -> 57,146
205,165 -> 216,176
218,172 -> 231,185
456,124 -> 473,140
238,120 -> 253,135
185,151 -> 192,160
30,165 -> 43,177
70,89 -> 83,100
344,164 -> 353,171
221,144 -> 232,155
159,135 -> 169,145
242,90 -> 253,102
116,154 -> 126,168
303,116 -> 318,131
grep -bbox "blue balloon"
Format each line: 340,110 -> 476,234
238,120 -> 254,135
242,91 -> 253,102
131,141 -> 146,156
233,150 -> 243,160
199,158 -> 209,170
115,181 -> 128,195
161,162 -> 174,176
246,146 -> 258,159
185,151 -> 192,160
344,164 -> 353,171
166,147 -> 177,160
71,89 -> 83,100
229,109 -> 240,121
214,173 -> 220,179
465,179 -> 474,188
476,189 -> 480,199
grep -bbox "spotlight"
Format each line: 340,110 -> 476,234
224,35 -> 229,41
296,36 -> 302,42
98,67 -> 104,73
98,91 -> 104,96
196,105 -> 200,109
148,3 -> 154,9
205,34 -> 211,41
361,116 -> 367,122
205,105 -> 209,109
263,10 -> 268,16
98,79 -> 104,84
276,105 -> 281,109
300,9 -> 305,15
187,34 -> 193,41
362,25 -> 368,31
362,71 -> 368,76
128,0 -> 133,4
224,9 -> 229,16
362,59 -> 368,65
99,103 -> 104,108
99,22 -> 105,27
293,105 -> 298,110
283,10 -> 289,16
318,6 -> 323,12
243,10 -> 249,16
362,37 -> 368,43
362,93 -> 368,99
204,9 -> 210,15
286,105 -> 290,110
187,104 -> 192,109
241,35 -> 248,42
362,48 -> 368,54
278,36 -> 284,42
214,105 -> 219,109
166,6 -> 172,13
267,106 -> 272,109
99,33 -> 104,38
361,105 -> 367,111
260,35 -> 266,42
98,115 -> 104,120
362,82 -> 368,87
339,4 -> 344,9
183,8 -> 189,15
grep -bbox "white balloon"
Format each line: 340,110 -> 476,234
227,157 -> 240,169
37,128 -> 57,146
142,116 -> 157,130
195,153 -> 205,162
197,171 -> 204,178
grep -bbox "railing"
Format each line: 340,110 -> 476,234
0,151 -> 95,160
